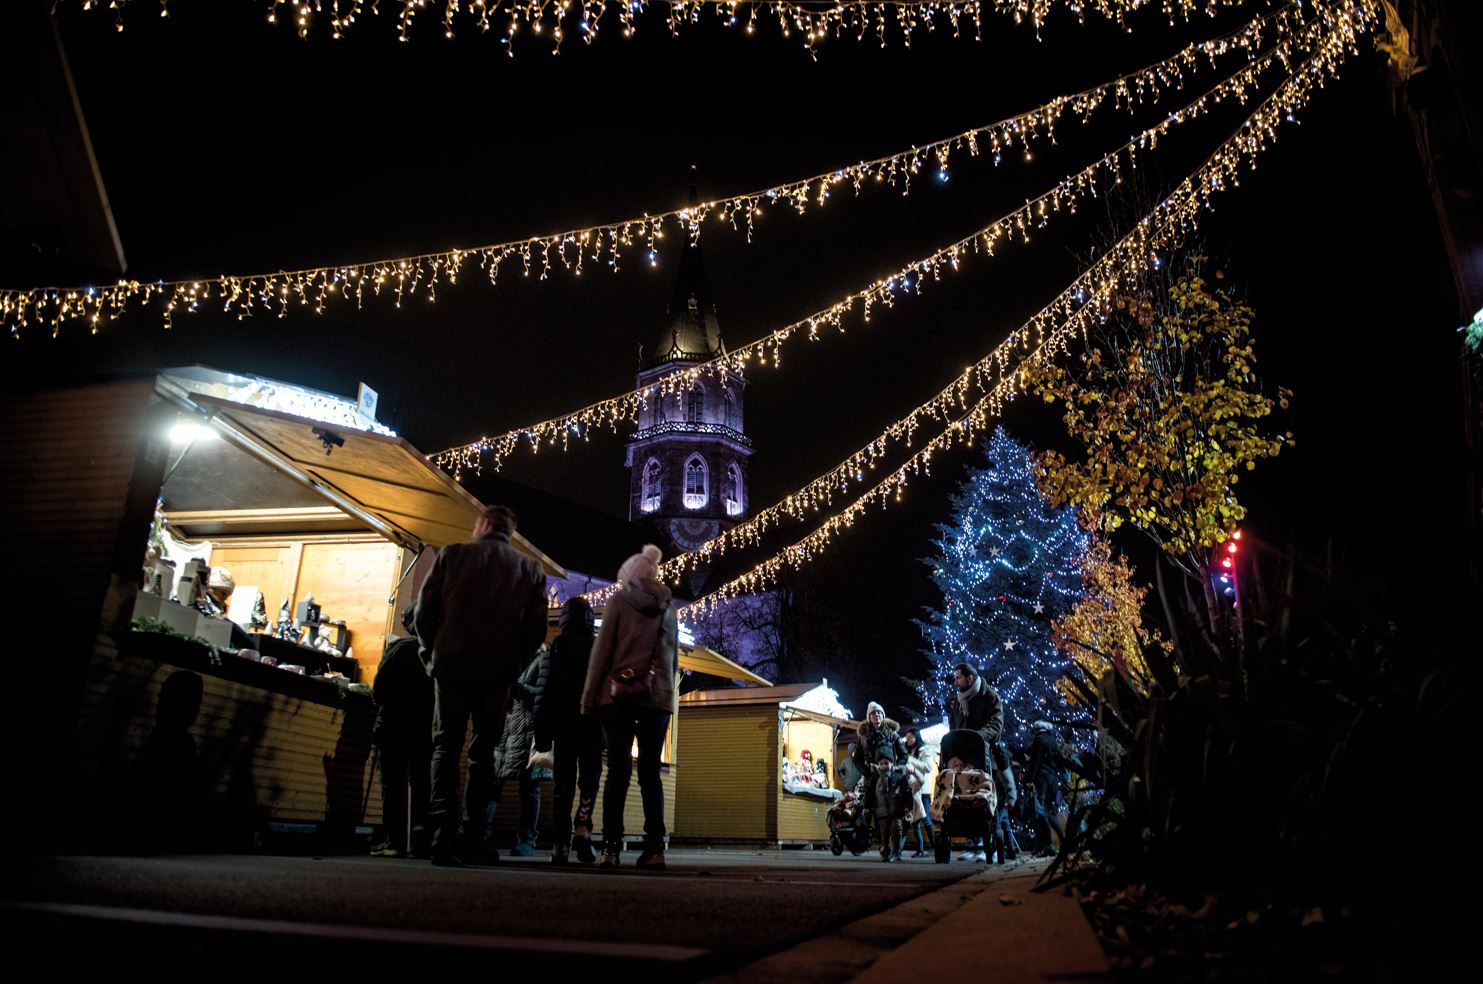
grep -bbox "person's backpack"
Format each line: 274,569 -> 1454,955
606,602 -> 671,703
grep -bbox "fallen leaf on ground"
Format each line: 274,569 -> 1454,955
999,894 -> 1024,906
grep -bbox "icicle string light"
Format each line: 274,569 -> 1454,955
68,1 -> 1254,50
16,2 -> 1302,338
434,5 -> 1333,473
578,3 -> 1374,614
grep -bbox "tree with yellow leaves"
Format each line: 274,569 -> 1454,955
1052,536 -> 1167,698
1030,255 -> 1289,626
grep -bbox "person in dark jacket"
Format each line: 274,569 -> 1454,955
1026,719 -> 1067,856
872,755 -> 911,862
535,597 -> 603,865
489,645 -> 552,856
370,607 -> 433,858
581,545 -> 677,872
946,663 -> 1005,861
851,702 -> 905,818
947,662 -> 1005,756
417,504 -> 548,866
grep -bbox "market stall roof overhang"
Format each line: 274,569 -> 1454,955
156,368 -> 565,576
678,646 -> 773,688
678,681 -> 856,726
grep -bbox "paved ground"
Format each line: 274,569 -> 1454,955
8,849 -> 1011,976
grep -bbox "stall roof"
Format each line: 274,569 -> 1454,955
157,369 -> 564,575
678,646 -> 773,688
679,682 -> 819,708
679,681 -> 858,725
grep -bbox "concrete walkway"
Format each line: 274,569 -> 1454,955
716,858 -> 1110,983
8,850 -> 1109,980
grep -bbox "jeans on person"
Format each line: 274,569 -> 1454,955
598,706 -> 669,851
553,717 -> 603,842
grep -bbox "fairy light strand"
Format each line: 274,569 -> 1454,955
67,1 -> 1254,50
576,1 -> 1375,616
434,3 -> 1333,473
15,2 -> 1299,338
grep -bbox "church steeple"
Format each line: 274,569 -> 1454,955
646,180 -> 722,368
626,168 -> 754,569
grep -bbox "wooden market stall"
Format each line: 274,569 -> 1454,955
673,682 -> 859,847
5,366 -> 565,849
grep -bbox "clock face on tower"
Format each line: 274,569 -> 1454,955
669,518 -> 721,552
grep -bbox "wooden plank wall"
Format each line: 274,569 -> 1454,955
0,378 -> 170,848
673,704 -> 778,843
78,612 -> 382,845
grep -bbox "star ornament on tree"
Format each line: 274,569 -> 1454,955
1003,639 -> 1017,651
1034,602 -> 1045,615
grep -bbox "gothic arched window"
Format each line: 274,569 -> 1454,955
724,462 -> 745,517
683,455 -> 708,509
641,459 -> 662,514
687,387 -> 705,424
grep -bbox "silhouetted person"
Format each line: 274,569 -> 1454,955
417,505 -> 547,866
370,607 -> 433,857
132,670 -> 207,852
536,597 -> 603,865
1027,719 -> 1067,856
489,644 -> 551,856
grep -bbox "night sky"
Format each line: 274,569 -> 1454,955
6,2 -> 1468,712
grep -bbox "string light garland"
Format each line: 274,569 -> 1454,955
615,2 -> 1377,617
434,3 -> 1331,473
67,1 -> 1253,50
15,2 -> 1298,338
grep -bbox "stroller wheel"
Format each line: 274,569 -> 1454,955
829,835 -> 845,857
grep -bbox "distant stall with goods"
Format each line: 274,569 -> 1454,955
673,681 -> 857,847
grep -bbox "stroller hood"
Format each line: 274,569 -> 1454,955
938,729 -> 989,770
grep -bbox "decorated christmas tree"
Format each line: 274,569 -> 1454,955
918,427 -> 1089,743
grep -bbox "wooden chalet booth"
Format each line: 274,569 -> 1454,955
673,682 -> 858,847
4,366 -> 565,849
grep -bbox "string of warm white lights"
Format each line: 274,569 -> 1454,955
600,3 -> 1375,617
14,3 -> 1296,338
68,1 -> 1253,49
434,4 -> 1329,474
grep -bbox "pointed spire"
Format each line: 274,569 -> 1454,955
647,165 -> 722,368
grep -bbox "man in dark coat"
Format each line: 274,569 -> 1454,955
371,607 -> 433,858
947,662 -> 1005,760
416,504 -> 548,866
946,662 -> 1006,862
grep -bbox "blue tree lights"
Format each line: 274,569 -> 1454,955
918,427 -> 1089,743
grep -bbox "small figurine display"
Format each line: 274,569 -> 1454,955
250,593 -> 269,632
274,598 -> 293,640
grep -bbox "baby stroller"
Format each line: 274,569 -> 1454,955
930,729 -> 998,864
826,782 -> 875,856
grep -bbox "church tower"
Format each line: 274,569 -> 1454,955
625,232 -> 753,570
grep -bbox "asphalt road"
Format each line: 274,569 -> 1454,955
7,849 -> 984,975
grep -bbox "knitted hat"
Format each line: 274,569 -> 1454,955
617,543 -> 663,584
1032,719 -> 1054,733
865,701 -> 885,721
